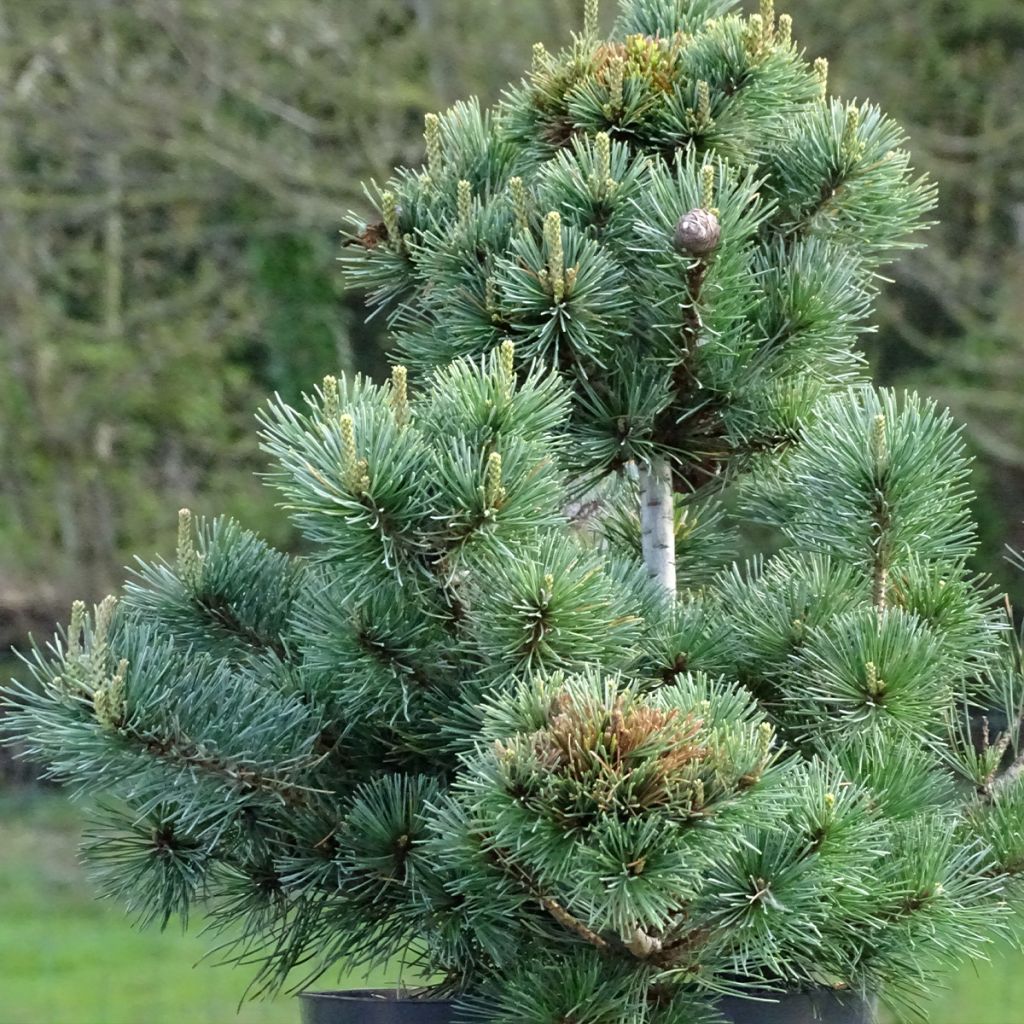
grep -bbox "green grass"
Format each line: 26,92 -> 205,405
1,790 -> 1023,1024
899,955 -> 1024,1024
0,791 -> 400,1024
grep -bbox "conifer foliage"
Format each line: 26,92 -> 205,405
5,2 -> 1024,1021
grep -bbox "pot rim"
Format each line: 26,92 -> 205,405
298,989 -> 455,1005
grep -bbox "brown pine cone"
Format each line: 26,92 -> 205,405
672,208 -> 721,256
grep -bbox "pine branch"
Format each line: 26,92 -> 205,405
490,843 -> 676,968
650,253 -> 728,493
680,261 -> 710,352
870,414 -> 891,611
194,592 -> 289,661
624,926 -> 664,959
353,626 -> 435,689
133,726 -> 322,807
488,844 -> 610,952
870,506 -> 890,612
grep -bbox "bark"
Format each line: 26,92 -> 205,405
987,750 -> 1024,802
639,455 -> 676,598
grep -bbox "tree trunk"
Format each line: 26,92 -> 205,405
638,455 -> 676,597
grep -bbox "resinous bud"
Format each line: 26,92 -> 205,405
672,208 -> 721,256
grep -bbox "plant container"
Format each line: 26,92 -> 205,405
298,989 -> 458,1024
298,987 -> 874,1023
717,989 -> 875,1024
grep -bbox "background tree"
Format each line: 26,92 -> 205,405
3,0 -> 1022,642
0,0 -> 580,644
785,0 -> 1024,588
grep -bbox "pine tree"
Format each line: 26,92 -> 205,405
5,2 -> 1024,1021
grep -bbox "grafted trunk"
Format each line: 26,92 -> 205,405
639,455 -> 676,598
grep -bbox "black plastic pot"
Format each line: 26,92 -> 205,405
717,989 -> 875,1024
298,990 -> 458,1024
299,987 -> 874,1024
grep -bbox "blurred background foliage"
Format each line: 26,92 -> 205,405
0,2 -> 1022,1022
787,0 -> 1024,597
0,0 -> 580,641
1,0 -> 1022,641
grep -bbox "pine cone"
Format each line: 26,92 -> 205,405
672,208 -> 721,256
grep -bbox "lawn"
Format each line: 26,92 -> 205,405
0,790 -> 399,1024
1,789 -> 1022,1024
